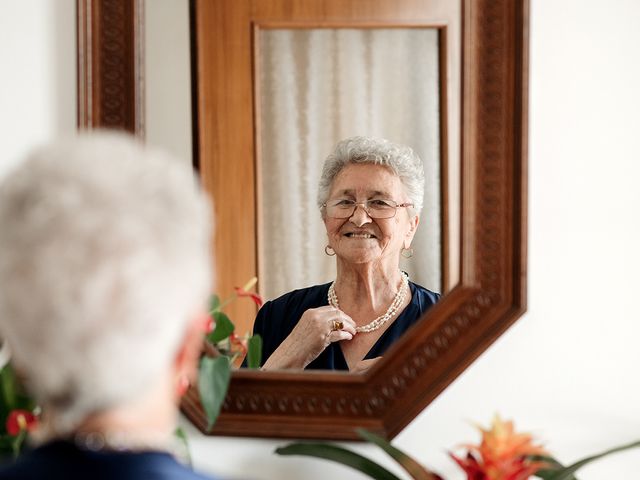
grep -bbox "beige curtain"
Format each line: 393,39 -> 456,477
258,28 -> 441,300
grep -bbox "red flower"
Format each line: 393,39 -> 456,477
450,415 -> 548,480
229,333 -> 248,356
6,409 -> 38,436
234,277 -> 263,307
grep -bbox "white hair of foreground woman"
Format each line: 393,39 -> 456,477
317,136 -> 425,213
0,133 -> 213,435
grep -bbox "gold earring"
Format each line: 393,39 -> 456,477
325,245 -> 336,256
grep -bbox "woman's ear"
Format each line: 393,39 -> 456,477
404,215 -> 420,249
174,311 -> 208,388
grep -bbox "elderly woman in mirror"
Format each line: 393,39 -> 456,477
254,136 -> 440,372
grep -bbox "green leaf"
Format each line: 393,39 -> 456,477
527,455 -> 578,480
246,334 -> 262,369
0,434 -> 17,461
0,434 -> 17,451
0,365 -> 18,409
532,455 -> 577,480
357,429 -> 441,480
174,427 -> 192,467
207,311 -> 234,343
11,429 -> 27,459
543,440 -> 640,480
276,443 -> 402,480
197,356 -> 231,430
209,294 -> 221,313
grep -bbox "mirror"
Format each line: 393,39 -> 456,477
78,0 -> 528,440
252,25 -> 449,372
190,0 -> 462,343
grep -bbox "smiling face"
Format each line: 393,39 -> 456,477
323,164 -> 419,267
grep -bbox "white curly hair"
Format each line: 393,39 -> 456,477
317,136 -> 425,214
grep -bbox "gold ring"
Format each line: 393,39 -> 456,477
332,319 -> 344,331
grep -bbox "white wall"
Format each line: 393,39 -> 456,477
1,1 -> 639,479
0,0 -> 76,177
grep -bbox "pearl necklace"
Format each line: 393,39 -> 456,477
70,430 -> 177,456
327,272 -> 409,333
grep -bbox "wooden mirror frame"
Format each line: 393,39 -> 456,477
78,0 -> 528,440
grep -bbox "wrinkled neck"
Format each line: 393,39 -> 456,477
333,258 -> 403,314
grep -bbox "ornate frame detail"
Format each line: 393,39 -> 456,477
77,0 -> 144,134
78,0 -> 528,440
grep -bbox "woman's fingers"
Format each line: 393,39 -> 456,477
321,308 -> 356,347
317,306 -> 356,335
335,311 -> 356,335
263,306 -> 357,369
325,329 -> 354,345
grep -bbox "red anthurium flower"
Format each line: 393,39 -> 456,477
6,409 -> 38,436
450,415 -> 548,480
234,277 -> 263,307
229,333 -> 248,356
234,288 -> 263,307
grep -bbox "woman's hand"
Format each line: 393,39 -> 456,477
262,307 -> 356,370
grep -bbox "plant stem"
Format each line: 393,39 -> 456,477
216,293 -> 238,312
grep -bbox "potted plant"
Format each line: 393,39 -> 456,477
276,415 -> 640,480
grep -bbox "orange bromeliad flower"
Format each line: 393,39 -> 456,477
450,415 -> 549,480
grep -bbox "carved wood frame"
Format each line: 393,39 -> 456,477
77,0 -> 144,134
78,0 -> 528,441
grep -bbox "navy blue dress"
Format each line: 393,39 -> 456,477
0,441 -> 219,480
252,281 -> 440,370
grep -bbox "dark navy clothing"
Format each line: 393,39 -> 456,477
0,440 -> 218,480
253,281 -> 440,370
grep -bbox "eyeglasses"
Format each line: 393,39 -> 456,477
322,198 -> 414,219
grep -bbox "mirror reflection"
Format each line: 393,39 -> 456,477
255,136 -> 441,372
145,5 -> 450,372
254,28 -> 443,371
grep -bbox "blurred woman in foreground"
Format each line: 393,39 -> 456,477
0,133 -> 219,479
